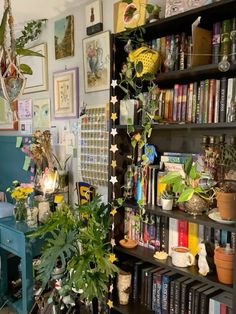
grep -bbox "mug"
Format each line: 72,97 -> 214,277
171,246 -> 194,267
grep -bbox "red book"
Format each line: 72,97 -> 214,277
220,303 -> 227,314
178,219 -> 188,247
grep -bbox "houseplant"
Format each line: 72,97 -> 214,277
28,195 -> 118,313
160,156 -> 216,216
161,189 -> 174,211
52,154 -> 71,189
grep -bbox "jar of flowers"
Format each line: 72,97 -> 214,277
7,180 -> 34,221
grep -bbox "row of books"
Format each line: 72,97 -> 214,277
127,259 -> 233,313
156,77 -> 236,124
147,17 -> 236,73
124,208 -> 235,255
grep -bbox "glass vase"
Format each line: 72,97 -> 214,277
14,200 -> 28,221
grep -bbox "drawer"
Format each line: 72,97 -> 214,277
0,227 -> 24,255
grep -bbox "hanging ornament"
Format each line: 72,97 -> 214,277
111,80 -> 118,89
218,55 -> 230,72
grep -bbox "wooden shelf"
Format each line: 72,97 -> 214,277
112,300 -> 154,314
115,245 -> 233,293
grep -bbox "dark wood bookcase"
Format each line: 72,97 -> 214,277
109,1 -> 236,313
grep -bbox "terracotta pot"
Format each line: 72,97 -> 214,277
216,192 -> 236,220
214,247 -> 233,284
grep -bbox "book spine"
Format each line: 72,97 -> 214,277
180,280 -> 189,314
178,219 -> 188,247
214,79 -> 221,123
161,216 -> 169,253
156,273 -> 163,313
169,280 -> 175,313
174,281 -> 181,314
195,84 -> 201,124
188,287 -> 194,314
220,19 -> 232,57
133,264 -> 139,301
179,32 -> 186,70
155,215 -> 161,251
192,81 -> 198,123
220,303 -> 227,314
177,84 -> 183,122
173,84 -> 179,122
219,77 -> 228,123
174,34 -> 180,71
231,17 -> 236,63
152,272 -> 158,311
226,77 -> 234,123
188,222 -> 199,257
208,79 -> 216,123
169,218 -> 178,255
181,84 -> 188,122
198,80 -> 205,124
203,79 -> 209,123
164,89 -> 171,120
187,83 -> 193,123
212,22 -> 221,64
147,166 -> 152,205
162,275 -> 170,314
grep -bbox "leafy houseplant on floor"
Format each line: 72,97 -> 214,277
28,195 -> 118,313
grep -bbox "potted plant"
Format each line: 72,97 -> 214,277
161,189 -> 174,211
28,195 -> 118,313
53,154 -> 71,189
160,156 -> 216,216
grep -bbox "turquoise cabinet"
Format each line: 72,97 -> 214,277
0,217 -> 42,314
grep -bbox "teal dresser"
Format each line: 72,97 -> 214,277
0,217 -> 43,314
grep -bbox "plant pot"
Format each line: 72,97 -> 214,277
58,170 -> 69,189
117,269 -> 132,305
161,198 -> 173,211
216,191 -> 236,220
184,193 -> 208,216
214,246 -> 233,284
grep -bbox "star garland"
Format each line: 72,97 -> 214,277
107,78 -> 118,311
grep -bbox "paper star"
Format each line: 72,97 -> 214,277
110,144 -> 118,153
107,299 -> 113,309
110,128 -> 118,137
110,208 -> 117,216
108,253 -> 117,263
111,222 -> 115,231
111,80 -> 117,88
111,160 -> 117,168
110,96 -> 118,105
109,284 -> 114,293
111,112 -> 117,121
110,239 -> 116,247
110,176 -> 118,185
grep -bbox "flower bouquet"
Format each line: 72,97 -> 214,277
7,181 -> 34,221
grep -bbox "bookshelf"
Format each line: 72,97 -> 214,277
110,0 -> 236,313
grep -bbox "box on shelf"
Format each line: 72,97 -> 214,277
165,0 -> 213,18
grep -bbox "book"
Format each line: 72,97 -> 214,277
140,266 -> 156,304
180,278 -> 200,314
188,282 -> 206,314
219,77 -> 228,122
178,219 -> 188,247
160,216 -> 169,253
214,79 -> 221,123
133,260 -> 149,301
209,291 -> 233,314
231,17 -> 236,63
168,218 -> 178,256
198,80 -> 205,124
193,284 -> 212,314
146,267 -> 162,309
192,81 -> 198,123
174,276 -> 192,314
220,19 -> 232,57
208,79 -> 216,123
177,84 -> 183,122
186,83 -> 193,123
188,222 -> 199,258
212,22 -> 221,64
199,286 -> 221,314
164,162 -> 185,178
152,269 -> 171,312
181,84 -> 188,122
162,271 -> 180,314
203,79 -> 209,123
226,77 -> 236,123
155,215 -> 161,251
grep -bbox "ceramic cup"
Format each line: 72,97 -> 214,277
171,246 -> 194,267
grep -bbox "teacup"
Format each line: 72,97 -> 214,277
171,246 -> 194,267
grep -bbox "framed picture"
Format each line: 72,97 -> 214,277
0,98 -> 18,130
53,67 -> 79,119
85,0 -> 103,35
21,43 -> 48,94
115,0 -> 147,33
33,98 -> 51,129
18,99 -> 32,120
54,15 -> 74,60
83,31 -> 110,93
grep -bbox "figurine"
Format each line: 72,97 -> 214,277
198,242 -> 210,276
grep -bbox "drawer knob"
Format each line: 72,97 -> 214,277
6,239 -> 12,244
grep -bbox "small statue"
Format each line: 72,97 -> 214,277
197,242 -> 210,276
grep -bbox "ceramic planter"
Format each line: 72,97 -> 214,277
214,246 -> 233,284
216,192 -> 236,220
161,198 -> 173,211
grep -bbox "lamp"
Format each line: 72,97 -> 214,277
41,169 -> 58,197
0,0 -> 26,104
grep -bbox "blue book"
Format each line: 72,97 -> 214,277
161,271 -> 180,314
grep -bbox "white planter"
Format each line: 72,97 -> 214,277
161,198 -> 173,211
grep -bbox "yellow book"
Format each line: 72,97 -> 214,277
188,222 -> 199,257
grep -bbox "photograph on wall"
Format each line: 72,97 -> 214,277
83,31 -> 110,93
53,67 -> 79,119
115,0 -> 147,33
54,15 -> 74,60
18,99 -> 33,120
85,0 -> 103,35
33,98 -> 51,129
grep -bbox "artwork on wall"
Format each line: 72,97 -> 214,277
0,98 -> 18,130
21,43 -> 48,94
83,31 -> 110,93
18,99 -> 32,120
54,15 -> 74,60
85,0 -> 103,35
114,0 -> 147,33
53,67 -> 79,119
33,98 -> 51,129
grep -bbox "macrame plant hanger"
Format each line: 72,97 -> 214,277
0,0 -> 26,105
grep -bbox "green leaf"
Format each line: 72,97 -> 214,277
177,188 -> 194,202
184,156 -> 193,175
161,172 -> 182,184
19,64 -> 33,75
122,0 -> 133,4
0,7 -> 9,46
16,47 -> 44,57
189,164 -> 198,180
146,4 -> 154,13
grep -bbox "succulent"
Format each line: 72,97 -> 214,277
161,190 -> 174,200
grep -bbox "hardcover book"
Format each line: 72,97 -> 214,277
199,286 -> 221,314
209,291 -> 232,314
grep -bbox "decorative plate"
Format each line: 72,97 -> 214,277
119,239 -> 138,249
208,209 -> 235,224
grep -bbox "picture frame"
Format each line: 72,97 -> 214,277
83,31 -> 110,93
85,0 -> 103,35
21,43 -> 48,94
53,67 -> 79,119
54,15 -> 74,60
33,98 -> 51,129
0,98 -> 18,130
114,0 -> 147,33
